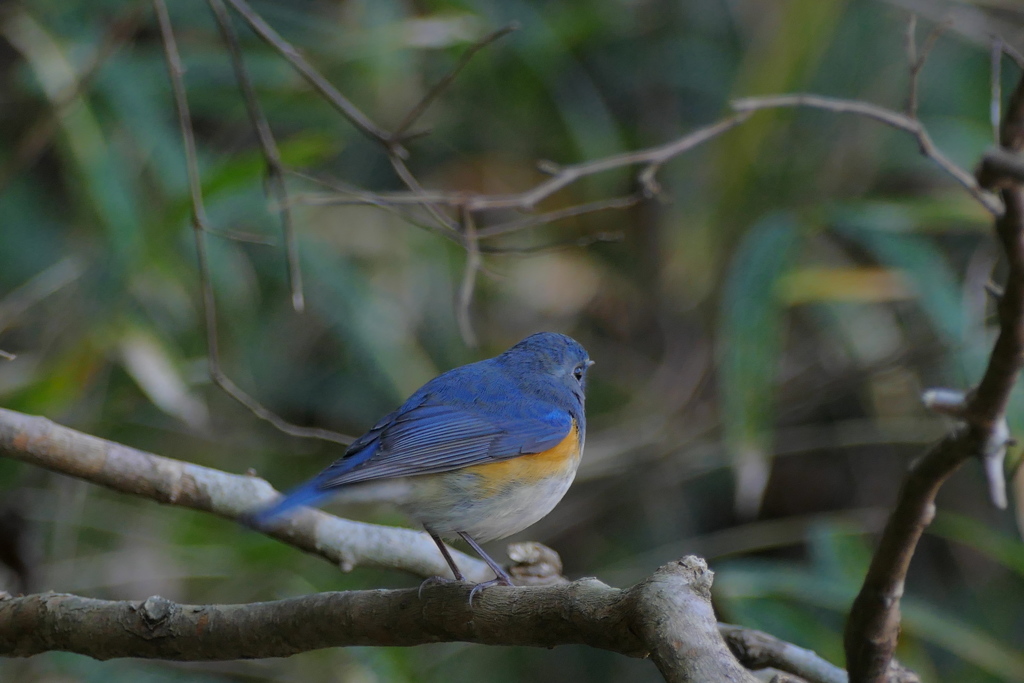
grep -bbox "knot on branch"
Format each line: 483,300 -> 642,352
133,595 -> 176,638
650,555 -> 714,600
507,542 -> 567,586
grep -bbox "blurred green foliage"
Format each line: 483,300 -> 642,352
1,0 -> 1023,681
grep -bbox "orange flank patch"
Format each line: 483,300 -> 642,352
464,421 -> 580,497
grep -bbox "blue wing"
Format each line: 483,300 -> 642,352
317,402 -> 572,486
249,392 -> 572,526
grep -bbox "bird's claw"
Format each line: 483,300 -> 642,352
468,575 -> 514,606
418,575 -> 460,599
417,574 -> 515,605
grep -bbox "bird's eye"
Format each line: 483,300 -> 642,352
573,366 -> 585,381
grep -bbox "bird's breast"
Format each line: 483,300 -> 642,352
399,421 -> 583,542
462,421 -> 582,495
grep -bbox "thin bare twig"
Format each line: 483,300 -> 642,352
297,115 -> 748,218
466,114 -> 750,211
0,257 -> 84,335
904,15 -> 917,70
218,0 -> 464,242
363,19 -> 521,251
904,15 -> 949,119
731,94 -> 1004,216
921,388 -> 968,418
208,0 -> 304,312
154,0 -> 352,446
289,116 -> 743,257
286,170 -> 462,243
456,208 -> 481,348
291,177 -> 629,252
1003,42 -> 1024,71
388,154 -> 460,232
992,38 -> 1003,145
294,189 -> 461,207
0,6 -> 143,192
220,0 -> 402,157
391,22 -> 520,141
207,226 -> 278,246
478,195 -> 641,238
480,231 -> 624,255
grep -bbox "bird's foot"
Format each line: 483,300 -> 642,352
468,575 -> 514,606
417,575 -> 460,599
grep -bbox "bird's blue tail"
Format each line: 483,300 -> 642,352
244,479 -> 332,529
244,441 -> 379,530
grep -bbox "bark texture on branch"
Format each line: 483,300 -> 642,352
0,557 -> 760,683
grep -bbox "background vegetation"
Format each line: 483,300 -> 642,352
1,0 -> 1023,681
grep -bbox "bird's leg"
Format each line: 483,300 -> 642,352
428,531 -> 466,580
419,531 -> 466,598
458,531 -> 513,583
458,531 -> 514,604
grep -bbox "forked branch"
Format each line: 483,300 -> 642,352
842,55 -> 1024,683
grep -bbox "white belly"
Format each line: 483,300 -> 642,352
398,461 -> 580,542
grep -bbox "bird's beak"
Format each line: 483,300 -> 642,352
586,360 -> 595,367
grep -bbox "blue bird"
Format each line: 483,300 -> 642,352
249,332 -> 592,598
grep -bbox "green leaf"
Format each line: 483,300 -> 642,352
718,212 -> 801,513
930,511 -> 1024,578
833,213 -> 974,382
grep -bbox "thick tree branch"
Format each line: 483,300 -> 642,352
632,560 -> 757,682
0,580 -> 639,660
0,406 -> 490,582
842,68 -> 1024,683
0,558 -> 761,683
